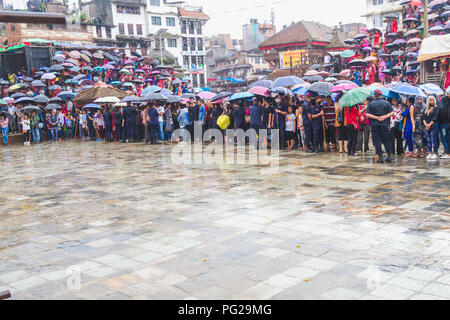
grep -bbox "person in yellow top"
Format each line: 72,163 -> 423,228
334,95 -> 348,153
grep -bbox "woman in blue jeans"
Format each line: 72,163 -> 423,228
438,89 -> 450,159
0,114 -> 9,146
49,110 -> 58,141
423,96 -> 439,160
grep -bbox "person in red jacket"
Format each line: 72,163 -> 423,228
345,105 -> 361,156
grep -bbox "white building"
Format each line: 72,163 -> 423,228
179,6 -> 209,88
364,0 -> 402,30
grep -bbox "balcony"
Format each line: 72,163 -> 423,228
263,52 -> 279,62
111,0 -> 146,5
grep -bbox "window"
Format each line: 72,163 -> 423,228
189,38 -> 196,51
192,74 -> 198,87
183,56 -> 190,67
191,56 -> 197,66
180,20 -> 187,34
150,0 -> 160,6
182,37 -> 188,51
197,38 -> 203,51
168,39 -> 177,47
195,21 -> 202,35
199,74 -> 205,87
136,24 -> 143,35
117,5 -> 140,14
96,26 -> 102,38
166,17 -> 175,27
197,56 -> 204,67
152,16 -> 161,26
118,23 -> 125,35
189,21 -> 195,34
105,27 -> 112,38
10,24 -> 15,31
128,24 -> 134,35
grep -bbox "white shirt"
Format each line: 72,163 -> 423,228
21,119 -> 30,131
8,105 -> 16,115
158,106 -> 164,122
324,55 -> 331,64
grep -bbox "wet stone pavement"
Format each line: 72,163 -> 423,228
0,141 -> 449,300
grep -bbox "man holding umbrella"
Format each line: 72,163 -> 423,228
366,89 -> 394,163
270,95 -> 288,150
123,102 -> 138,143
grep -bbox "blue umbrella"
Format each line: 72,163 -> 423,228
57,91 -> 76,100
292,86 -> 309,95
271,86 -> 293,96
73,74 -> 87,81
39,66 -> 50,71
142,85 -> 162,95
250,80 -> 273,88
369,87 -> 400,99
390,83 -> 426,97
49,84 -> 62,91
83,104 -> 102,109
228,92 -> 254,102
110,81 -> 122,86
273,76 -> 305,88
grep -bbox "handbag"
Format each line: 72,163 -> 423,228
337,110 -> 344,125
217,115 -> 230,130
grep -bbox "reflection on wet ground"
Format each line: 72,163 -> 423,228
0,141 -> 449,300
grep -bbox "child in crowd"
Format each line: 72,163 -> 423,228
21,113 -> 31,146
285,106 -> 296,151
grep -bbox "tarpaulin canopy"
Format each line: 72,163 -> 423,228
73,86 -> 128,105
417,34 -> 450,62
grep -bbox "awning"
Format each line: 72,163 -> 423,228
418,34 -> 450,62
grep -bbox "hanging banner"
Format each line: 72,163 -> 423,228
279,49 -> 309,69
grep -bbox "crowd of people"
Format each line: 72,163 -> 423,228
0,0 -> 449,165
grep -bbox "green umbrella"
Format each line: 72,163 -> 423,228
0,99 -> 6,105
338,88 -> 371,107
341,50 -> 355,58
390,50 -> 404,56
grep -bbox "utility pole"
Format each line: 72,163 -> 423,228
423,0 -> 429,38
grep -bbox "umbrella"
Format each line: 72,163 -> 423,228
390,83 -> 426,96
307,82 -> 334,95
429,25 -> 444,32
83,104 -> 102,109
248,86 -> 271,97
41,73 -> 56,80
338,88 -> 371,107
49,97 -> 63,103
330,82 -> 358,93
15,97 -> 33,104
69,66 -> 81,73
121,82 -> 134,87
31,80 -> 46,87
134,69 -> 145,74
33,95 -> 49,104
339,69 -> 351,77
322,63 -> 333,68
103,64 -> 115,70
340,50 -> 356,58
49,64 -> 65,72
57,91 -> 76,100
73,74 -> 87,82
325,77 -> 338,82
181,93 -> 197,99
292,86 -> 310,95
273,76 -> 305,88
110,81 -> 122,86
172,79 -> 182,85
405,29 -> 420,36
40,66 -> 50,71
271,87 -> 293,96
119,69 -> 131,75
229,92 -> 254,102
81,50 -> 92,57
140,93 -> 168,102
349,59 -> 368,67
405,52 -> 418,59
250,80 -> 273,88
66,58 -> 79,66
142,85 -> 162,95
393,39 -> 406,45
22,105 -> 43,113
69,50 -> 81,59
181,77 -> 191,82
82,66 -> 93,72
11,92 -> 27,99
409,61 -> 421,68
353,34 -> 367,40
92,52 -> 104,59
381,69 -> 393,74
390,50 -> 404,56
305,70 -> 320,76
167,95 -> 181,103
52,56 -> 65,62
197,91 -> 216,100
211,92 -> 233,102
407,38 -> 422,44
384,13 -> 398,20
364,56 -> 378,62
403,17 -> 419,23
45,103 -> 62,110
132,79 -> 144,84
391,66 -> 403,72
442,10 -> 450,18
419,83 -> 444,95
120,96 -> 140,103
0,79 -> 10,85
309,64 -> 322,70
94,96 -> 121,104
80,54 -> 90,63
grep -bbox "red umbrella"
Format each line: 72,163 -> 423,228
409,0 -> 423,6
248,86 -> 271,97
197,91 -> 216,100
330,82 -> 358,93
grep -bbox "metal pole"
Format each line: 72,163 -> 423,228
423,0 -> 429,38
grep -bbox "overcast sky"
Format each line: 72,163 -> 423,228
188,0 -> 367,39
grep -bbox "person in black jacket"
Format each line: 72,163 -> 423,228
103,106 -> 113,142
438,88 -> 450,159
187,97 -> 199,142
113,107 -> 123,143
122,103 -> 137,143
423,96 -> 440,160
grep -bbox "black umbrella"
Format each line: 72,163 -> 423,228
49,97 -> 63,103
309,64 -> 321,70
344,39 -> 354,45
181,93 -> 196,99
45,103 -> 62,110
330,73 -> 341,78
307,82 -> 333,95
33,95 -> 50,104
354,34 -> 367,40
167,95 -> 181,103
349,59 -> 368,67
31,80 -> 47,87
22,105 -> 43,113
23,77 -> 33,82
11,92 -> 27,99
211,92 -> 233,102
322,63 -> 333,68
384,13 -> 398,20
120,96 -> 140,103
15,97 -> 33,104
392,66 -> 403,72
50,64 -> 65,72
140,93 -> 168,102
